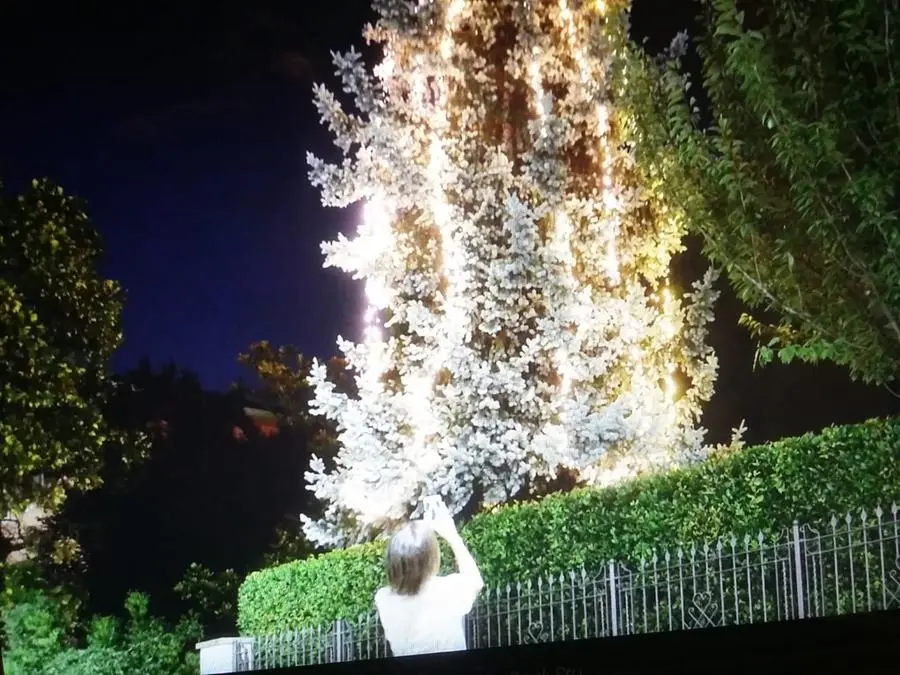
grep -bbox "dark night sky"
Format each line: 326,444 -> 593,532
2,0 -> 900,445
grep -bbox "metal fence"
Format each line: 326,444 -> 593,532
241,503 -> 900,671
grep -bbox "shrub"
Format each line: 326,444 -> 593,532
238,418 -> 900,635
2,592 -> 70,675
174,562 -> 241,636
2,591 -> 200,675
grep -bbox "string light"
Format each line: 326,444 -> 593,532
401,0 -> 467,465
554,0 -> 681,481
659,286 -> 679,405
557,0 -> 620,286
356,0 -> 465,416
359,195 -> 393,392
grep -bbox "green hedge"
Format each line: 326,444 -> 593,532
238,418 -> 900,635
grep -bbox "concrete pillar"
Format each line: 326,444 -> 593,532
196,636 -> 254,674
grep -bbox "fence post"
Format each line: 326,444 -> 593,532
792,521 -> 806,620
608,561 -> 619,636
334,619 -> 345,662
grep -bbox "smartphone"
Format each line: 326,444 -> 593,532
421,495 -> 443,521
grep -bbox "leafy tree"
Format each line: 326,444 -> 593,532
0,178 -> 146,560
627,0 -> 900,385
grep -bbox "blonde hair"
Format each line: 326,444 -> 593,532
385,521 -> 440,596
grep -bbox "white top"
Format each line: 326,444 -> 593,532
374,573 -> 481,657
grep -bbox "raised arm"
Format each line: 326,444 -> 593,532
445,528 -> 484,589
428,500 -> 484,591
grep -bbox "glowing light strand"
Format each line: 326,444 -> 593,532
559,0 -> 678,409
359,196 -> 393,392
404,0 -> 467,469
558,0 -> 620,285
526,39 -> 576,409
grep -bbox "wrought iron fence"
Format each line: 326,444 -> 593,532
240,503 -> 900,671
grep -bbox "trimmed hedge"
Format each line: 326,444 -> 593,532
238,418 -> 900,635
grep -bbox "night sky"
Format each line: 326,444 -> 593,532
3,0 -> 900,445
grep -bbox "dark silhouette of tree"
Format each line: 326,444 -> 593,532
41,361 -> 321,635
238,341 -> 355,478
238,342 -> 356,420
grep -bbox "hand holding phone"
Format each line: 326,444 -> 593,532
422,495 -> 457,540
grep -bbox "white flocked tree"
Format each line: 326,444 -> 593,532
302,0 -> 720,548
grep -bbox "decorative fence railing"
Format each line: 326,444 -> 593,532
221,503 -> 900,672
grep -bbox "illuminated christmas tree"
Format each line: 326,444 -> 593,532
303,0 -> 720,547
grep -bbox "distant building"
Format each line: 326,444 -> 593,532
2,501 -> 47,563
147,404 -> 279,443
147,418 -> 170,441
233,407 -> 279,441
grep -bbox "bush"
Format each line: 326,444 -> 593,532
174,562 -> 241,636
238,418 -> 900,635
2,591 -> 70,675
2,591 -> 200,675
